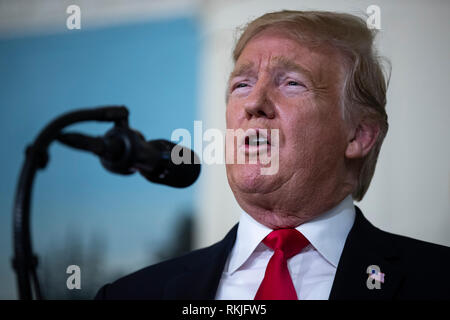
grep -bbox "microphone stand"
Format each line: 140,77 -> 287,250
12,106 -> 129,300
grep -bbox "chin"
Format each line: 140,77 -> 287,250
256,212 -> 305,229
226,163 -> 279,194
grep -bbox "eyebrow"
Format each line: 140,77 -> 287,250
228,61 -> 256,81
271,56 -> 315,84
228,56 -> 315,86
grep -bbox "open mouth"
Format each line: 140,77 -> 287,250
242,128 -> 271,154
245,133 -> 270,147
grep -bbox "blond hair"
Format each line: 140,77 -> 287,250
231,10 -> 390,201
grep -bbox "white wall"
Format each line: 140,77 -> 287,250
194,0 -> 450,248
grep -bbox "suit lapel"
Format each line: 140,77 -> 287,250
163,224 -> 238,299
329,206 -> 404,299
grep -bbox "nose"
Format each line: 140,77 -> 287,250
244,82 -> 275,120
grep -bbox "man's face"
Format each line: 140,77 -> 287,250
225,28 -> 352,226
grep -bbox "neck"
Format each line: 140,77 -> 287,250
232,176 -> 355,229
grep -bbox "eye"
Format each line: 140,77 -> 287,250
231,82 -> 251,93
287,80 -> 302,86
235,83 -> 249,89
282,78 -> 307,92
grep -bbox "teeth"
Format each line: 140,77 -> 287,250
248,136 -> 268,145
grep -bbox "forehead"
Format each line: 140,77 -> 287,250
232,28 -> 345,82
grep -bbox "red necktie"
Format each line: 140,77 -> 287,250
254,228 -> 309,300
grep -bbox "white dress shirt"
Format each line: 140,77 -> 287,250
215,195 -> 356,300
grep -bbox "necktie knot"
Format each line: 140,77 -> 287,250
255,228 -> 310,300
262,228 -> 309,259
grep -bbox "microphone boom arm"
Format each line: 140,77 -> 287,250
12,106 -> 129,300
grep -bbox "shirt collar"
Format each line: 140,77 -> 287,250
227,195 -> 356,274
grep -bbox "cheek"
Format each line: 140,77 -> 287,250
225,103 -> 240,127
279,101 -> 321,145
225,109 -> 233,129
280,106 -> 346,163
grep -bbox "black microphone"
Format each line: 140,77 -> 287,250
57,127 -> 201,188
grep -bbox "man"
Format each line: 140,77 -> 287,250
95,10 -> 450,300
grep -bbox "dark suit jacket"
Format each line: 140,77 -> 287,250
95,207 -> 450,300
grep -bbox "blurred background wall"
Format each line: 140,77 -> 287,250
0,0 -> 448,299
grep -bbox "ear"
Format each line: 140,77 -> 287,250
345,121 -> 380,159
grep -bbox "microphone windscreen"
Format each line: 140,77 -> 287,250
139,140 -> 201,188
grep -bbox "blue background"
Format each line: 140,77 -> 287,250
0,17 -> 200,298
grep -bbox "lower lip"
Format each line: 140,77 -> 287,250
241,143 -> 271,155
